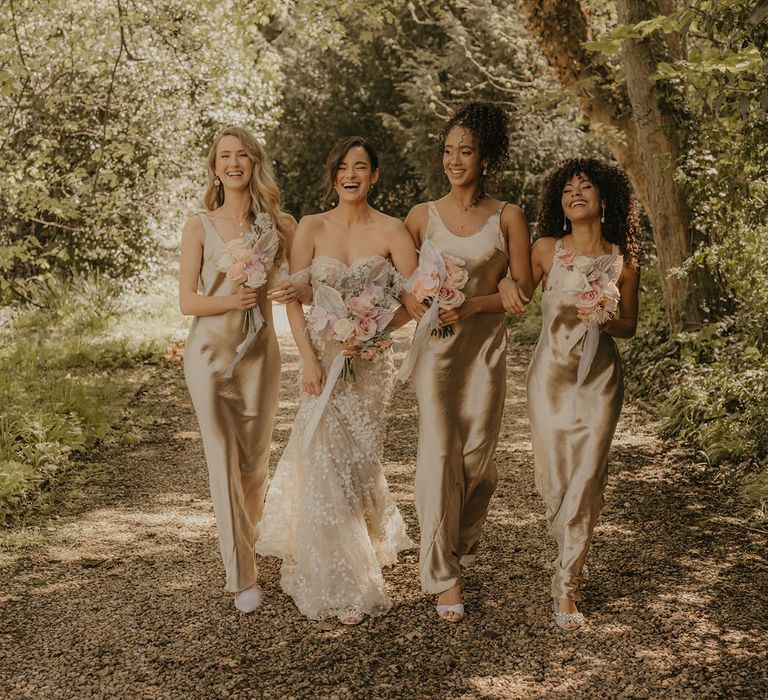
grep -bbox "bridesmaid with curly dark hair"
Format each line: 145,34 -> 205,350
403,102 -> 533,622
499,158 -> 641,630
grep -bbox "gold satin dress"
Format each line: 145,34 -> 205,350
413,202 -> 509,594
183,212 -> 281,593
527,238 -> 624,601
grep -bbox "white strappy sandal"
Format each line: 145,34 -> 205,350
553,598 -> 585,631
233,583 -> 263,614
436,603 -> 465,623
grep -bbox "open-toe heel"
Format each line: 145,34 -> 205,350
338,610 -> 364,626
553,598 -> 584,631
436,603 -> 465,623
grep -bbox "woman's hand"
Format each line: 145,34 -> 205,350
438,298 -> 476,327
498,278 -> 529,315
232,286 -> 260,311
267,281 -> 311,305
341,339 -> 360,358
301,357 -> 324,395
402,290 -> 428,322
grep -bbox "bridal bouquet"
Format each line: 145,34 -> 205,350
215,212 -> 280,378
410,248 -> 468,338
558,246 -> 622,386
308,282 -> 394,382
557,248 -> 620,326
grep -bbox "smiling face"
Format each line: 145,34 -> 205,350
443,126 -> 484,187
562,173 -> 603,224
214,134 -> 254,190
334,145 -> 378,204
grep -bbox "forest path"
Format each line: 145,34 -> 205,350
2,323 -> 766,699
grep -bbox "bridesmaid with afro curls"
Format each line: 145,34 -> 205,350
500,158 -> 641,630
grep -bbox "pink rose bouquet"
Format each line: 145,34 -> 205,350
557,248 -> 620,326
410,251 -> 468,338
308,282 -> 394,382
215,212 -> 280,378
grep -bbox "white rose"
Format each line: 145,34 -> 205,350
332,318 -> 356,342
561,270 -> 592,293
246,270 -> 267,288
573,256 -> 594,274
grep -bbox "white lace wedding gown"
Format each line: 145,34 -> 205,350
256,255 -> 412,621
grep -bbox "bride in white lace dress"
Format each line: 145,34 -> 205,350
256,137 -> 417,624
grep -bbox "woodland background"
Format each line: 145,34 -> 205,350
0,0 -> 766,525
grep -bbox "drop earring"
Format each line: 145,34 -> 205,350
482,165 -> 488,176
214,176 -> 221,187
601,202 -> 606,223
562,214 -> 568,231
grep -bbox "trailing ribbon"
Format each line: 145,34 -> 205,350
301,352 -> 345,455
397,241 -> 446,382
567,320 -> 599,388
223,308 -> 265,379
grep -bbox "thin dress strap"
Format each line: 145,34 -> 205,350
424,201 -> 438,241
555,237 -> 564,252
197,211 -> 217,239
495,202 -> 509,253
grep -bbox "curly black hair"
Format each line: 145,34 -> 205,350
537,158 -> 641,268
438,102 -> 510,197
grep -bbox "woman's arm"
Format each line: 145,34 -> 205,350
178,216 -> 258,316
267,215 -> 313,305
385,220 -> 419,330
401,204 -> 429,322
600,264 -> 640,339
498,205 -> 533,314
285,217 -> 324,395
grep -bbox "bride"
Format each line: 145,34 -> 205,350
256,136 -> 417,624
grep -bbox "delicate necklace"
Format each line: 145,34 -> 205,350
211,210 -> 251,230
569,236 -> 606,257
449,192 -> 485,233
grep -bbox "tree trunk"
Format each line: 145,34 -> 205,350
520,0 -> 715,331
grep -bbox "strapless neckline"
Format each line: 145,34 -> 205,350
312,253 -> 390,269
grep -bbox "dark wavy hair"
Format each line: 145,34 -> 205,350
322,136 -> 379,204
438,102 -> 510,198
537,158 -> 641,268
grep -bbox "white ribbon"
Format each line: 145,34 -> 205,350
223,308 -> 265,379
567,320 -> 599,388
301,352 -> 345,455
397,241 -> 446,382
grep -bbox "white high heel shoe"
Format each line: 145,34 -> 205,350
234,583 -> 263,613
436,603 -> 465,623
553,598 -> 584,631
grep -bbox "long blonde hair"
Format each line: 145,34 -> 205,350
204,126 -> 290,261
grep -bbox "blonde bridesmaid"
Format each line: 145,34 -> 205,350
178,127 -> 307,613
403,103 -> 533,622
500,158 -> 640,630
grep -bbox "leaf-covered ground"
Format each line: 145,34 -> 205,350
2,328 -> 766,699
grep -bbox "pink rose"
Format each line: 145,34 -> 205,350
354,316 -> 378,341
226,262 -> 247,283
359,285 -> 383,306
576,290 -> 600,308
557,248 -> 576,268
415,266 -> 440,298
348,296 -> 376,318
446,266 -> 469,289
442,254 -> 465,270
438,285 -> 465,310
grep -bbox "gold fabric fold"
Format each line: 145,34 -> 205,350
412,203 -> 509,594
527,239 -> 623,601
183,213 -> 280,592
